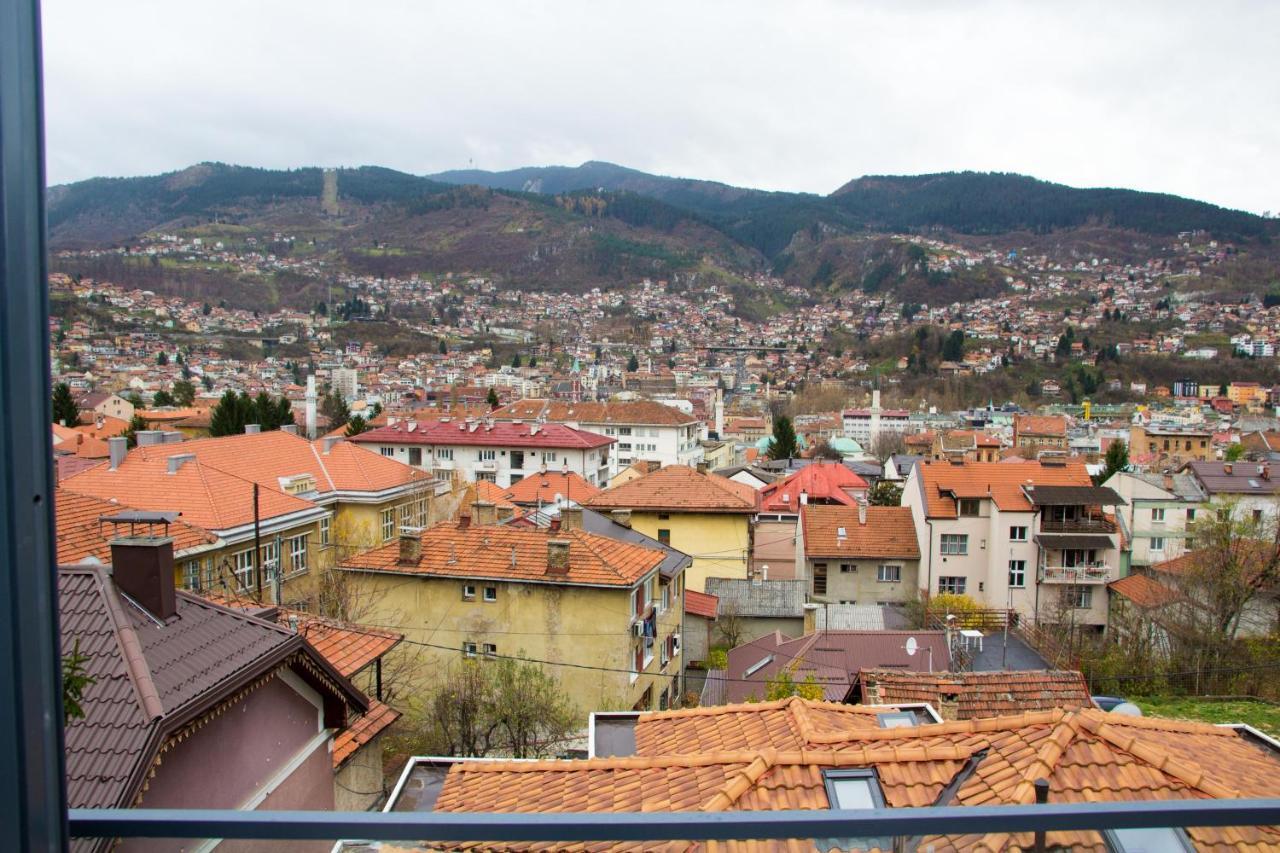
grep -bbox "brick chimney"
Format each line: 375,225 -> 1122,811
939,691 -> 960,721
547,539 -> 571,574
398,528 -> 422,565
458,513 -> 471,529
110,536 -> 177,621
611,509 -> 632,528
472,499 -> 497,526
1224,462 -> 1233,475
560,506 -> 584,532
696,461 -> 709,474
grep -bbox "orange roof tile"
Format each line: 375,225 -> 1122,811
492,399 -> 698,426
684,589 -> 718,619
54,489 -> 218,564
296,614 -> 402,678
1014,413 -> 1068,438
758,461 -> 868,513
586,465 -> 758,513
915,459 -> 1093,518
801,504 -> 920,559
332,699 -> 400,768
857,669 -> 1093,719
339,523 -> 665,587
1109,573 -> 1181,608
504,470 -> 601,505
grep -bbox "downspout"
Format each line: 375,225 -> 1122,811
925,518 -> 935,605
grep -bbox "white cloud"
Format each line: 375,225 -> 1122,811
41,0 -> 1280,213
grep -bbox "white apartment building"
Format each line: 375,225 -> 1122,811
491,399 -> 703,472
842,389 -> 914,445
331,367 -> 360,403
1103,470 -> 1206,569
902,459 -> 1126,629
349,418 -> 614,488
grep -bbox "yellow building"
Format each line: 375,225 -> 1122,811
1228,382 -> 1267,408
586,464 -> 758,593
338,509 -> 688,712
1128,424 -> 1213,469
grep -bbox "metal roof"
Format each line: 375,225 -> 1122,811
1024,485 -> 1126,506
1034,533 -> 1115,550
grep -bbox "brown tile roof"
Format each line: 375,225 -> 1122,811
350,418 -> 614,449
801,504 -> 920,559
60,564 -> 365,811
492,398 -> 698,426
856,669 -> 1093,719
332,698 -> 400,769
586,465 -> 759,513
684,589 -> 718,619
915,459 -> 1093,518
1014,413 -> 1068,438
55,489 -> 218,565
1109,573 -> 1181,608
296,614 -> 402,678
505,470 -> 601,505
431,697 -> 1280,851
339,522 -> 665,587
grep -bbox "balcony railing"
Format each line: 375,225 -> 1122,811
67,800 -> 1280,847
1039,518 -> 1116,534
1040,563 -> 1111,584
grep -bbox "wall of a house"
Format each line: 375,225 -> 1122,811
625,510 -> 750,593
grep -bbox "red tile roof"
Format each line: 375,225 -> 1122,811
332,699 -> 401,768
350,419 -> 613,449
684,589 -> 719,619
1109,573 -> 1181,608
801,504 -> 920,559
757,461 -> 867,513
856,669 -> 1093,719
55,489 -> 218,564
492,399 -> 698,426
586,465 -> 758,513
504,470 -> 601,505
1014,413 -> 1068,438
340,523 -> 665,587
296,614 -> 402,678
915,459 -> 1093,518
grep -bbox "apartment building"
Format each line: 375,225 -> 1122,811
338,515 -> 686,712
349,417 -> 614,488
842,389 -> 912,445
1103,470 -> 1206,569
491,399 -> 704,472
1012,414 -> 1068,454
1128,423 -> 1213,470
1183,460 -> 1280,528
902,459 -> 1125,629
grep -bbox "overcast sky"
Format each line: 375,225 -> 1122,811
42,1 -> 1279,213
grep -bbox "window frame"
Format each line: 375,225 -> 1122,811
1151,507 -> 1166,523
381,507 -> 395,542
319,514 -> 331,545
876,564 -> 901,583
821,768 -> 888,810
1008,559 -> 1026,588
958,498 -> 981,517
462,583 -> 477,601
940,534 -> 968,555
1009,525 -> 1028,542
813,562 -> 828,595
462,641 -> 478,658
938,576 -> 967,595
288,534 -> 308,576
483,585 -> 498,603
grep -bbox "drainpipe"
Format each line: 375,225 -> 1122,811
924,517 -> 935,609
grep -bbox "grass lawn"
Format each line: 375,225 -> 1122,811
1133,696 -> 1280,738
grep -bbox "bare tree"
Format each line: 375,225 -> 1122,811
869,431 -> 907,464
715,601 -> 747,648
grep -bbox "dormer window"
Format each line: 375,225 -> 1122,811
958,498 -> 980,516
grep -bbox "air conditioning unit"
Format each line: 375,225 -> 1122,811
632,621 -> 645,638
672,634 -> 681,654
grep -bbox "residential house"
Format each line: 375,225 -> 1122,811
795,503 -> 921,606
703,578 -> 808,644
842,389 -> 913,445
74,389 -> 135,423
722,629 -> 950,703
585,464 -> 758,593
752,460 -> 871,580
852,669 -> 1093,719
491,399 -> 704,472
902,459 -> 1125,629
1129,423 -> 1214,470
349,417 -> 613,488
389,696 -> 1280,853
503,469 -> 601,506
1012,414 -> 1068,455
1183,460 -> 1280,528
61,538 -> 368,852
337,514 -> 686,712
682,588 -> 718,667
1103,470 -> 1206,569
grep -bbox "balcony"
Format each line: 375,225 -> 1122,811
1040,563 -> 1112,584
1039,517 -> 1116,534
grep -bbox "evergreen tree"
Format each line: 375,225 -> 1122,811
122,414 -> 148,448
942,329 -> 965,362
627,353 -> 640,372
345,415 -> 368,437
320,389 -> 350,429
172,380 -> 196,407
511,353 -> 522,368
52,382 -> 79,426
156,351 -> 169,366
528,356 -> 537,368
1095,439 -> 1129,486
209,390 -> 248,437
487,387 -> 500,408
438,338 -> 448,355
768,416 -> 798,461
151,389 -> 175,407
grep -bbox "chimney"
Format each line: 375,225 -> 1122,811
1264,463 -> 1272,481
472,499 -> 497,526
108,436 -> 127,470
398,528 -> 422,565
549,516 -> 562,533
281,424 -> 299,436
803,602 -> 819,634
800,490 -> 808,506
939,691 -> 960,721
305,375 -> 317,439
1224,462 -> 1233,475
135,430 -> 165,447
547,539 -> 571,574
496,505 -> 515,522
858,500 -> 868,526
109,536 -> 177,621
560,506 -> 584,532
166,453 -> 195,474
458,513 -> 471,529
244,423 -> 261,435
611,509 -> 632,528
696,460 -> 708,475
162,431 -> 183,444
322,435 -> 344,454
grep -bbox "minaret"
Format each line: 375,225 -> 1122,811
305,375 -> 317,439
870,388 -> 882,444
715,386 -> 725,438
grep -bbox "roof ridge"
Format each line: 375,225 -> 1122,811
700,752 -> 776,812
1076,711 -> 1245,800
94,567 -> 165,720
803,708 -> 1067,745
1009,716 -> 1082,804
305,441 -> 340,492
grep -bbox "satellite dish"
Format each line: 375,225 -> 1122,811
905,636 -> 918,657
1110,702 -> 1143,717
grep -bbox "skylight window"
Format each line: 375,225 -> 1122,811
836,526 -> 847,538
1104,826 -> 1195,852
822,768 -> 885,809
743,654 -> 774,677
875,711 -> 918,729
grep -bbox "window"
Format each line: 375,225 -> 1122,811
822,768 -> 887,813
938,576 -> 966,595
813,563 -> 828,595
544,451 -> 557,463
483,585 -> 497,602
437,448 -> 453,460
660,580 -> 671,613
1103,826 -> 1195,853
482,643 -> 497,659
415,497 -> 429,527
1186,508 -> 1196,522
876,711 -> 916,729
260,540 -> 280,583
877,565 -> 900,583
462,584 -> 476,600
1149,536 -> 1165,552
462,642 -> 478,658
288,534 -> 308,575
1008,559 -> 1026,588
940,534 -> 968,555
958,498 -> 980,516
476,471 -> 496,483
379,447 -> 394,458
478,449 -> 496,462
381,508 -> 395,542
182,559 -> 202,591
1152,507 -> 1166,523
408,447 -> 422,466
319,514 -> 331,545
658,513 -> 670,520
657,528 -> 671,545
1067,585 -> 1093,609
1009,526 -> 1027,542
233,549 -> 254,590
1254,509 -> 1265,524
744,654 -> 774,677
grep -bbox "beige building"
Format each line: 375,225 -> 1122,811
795,503 -> 921,606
